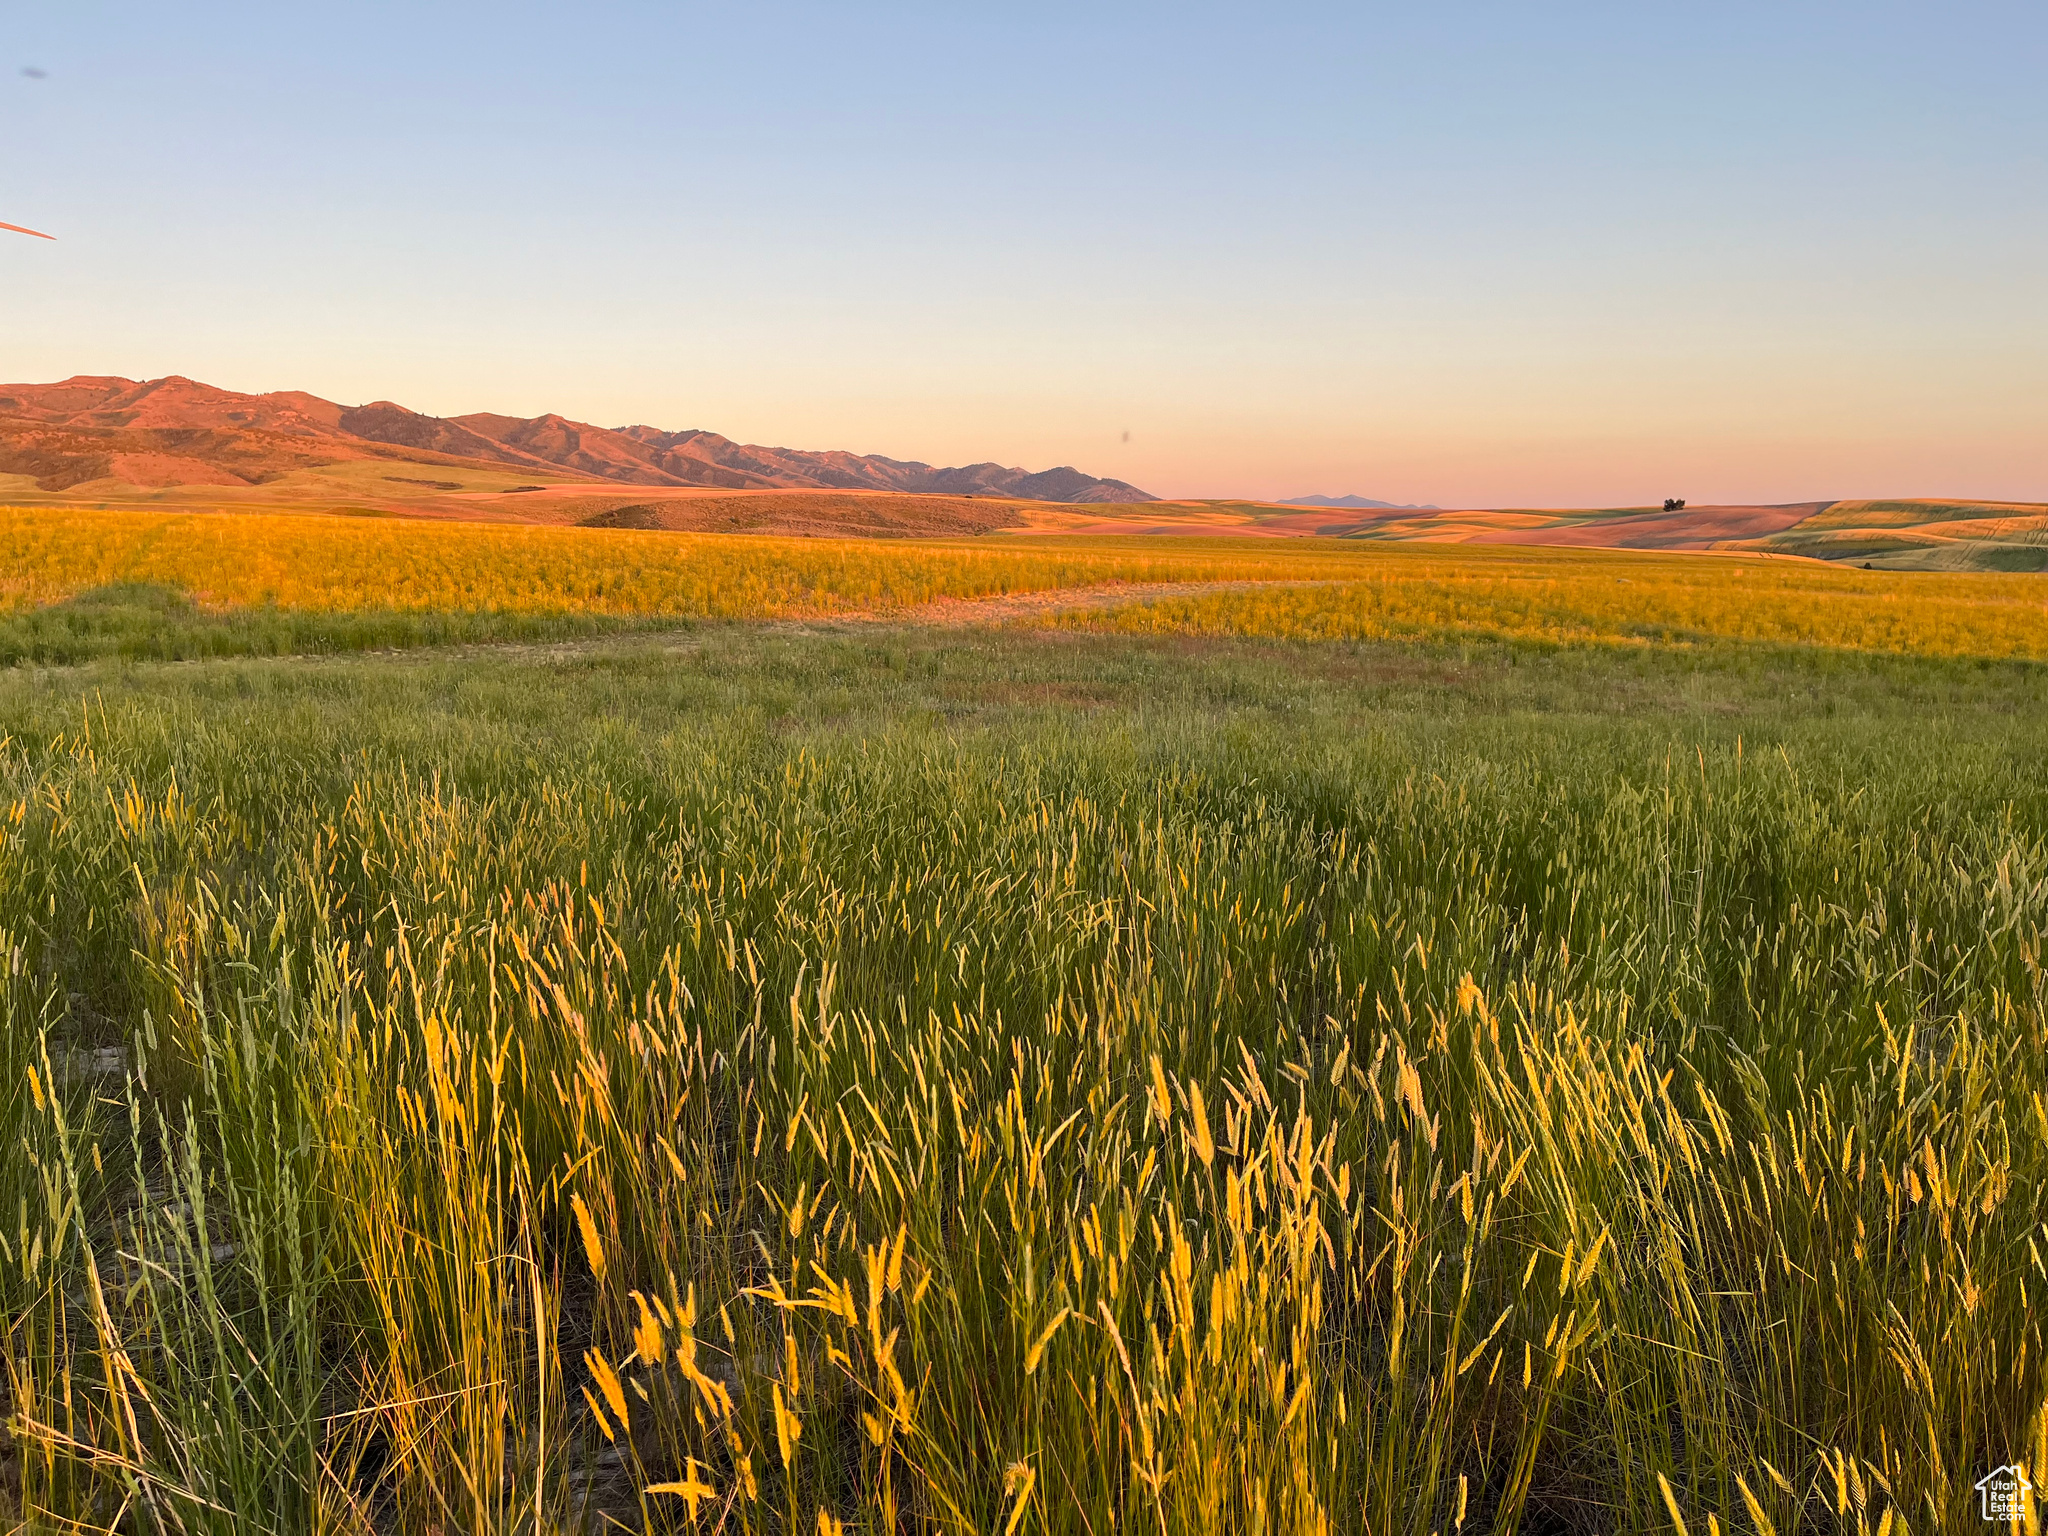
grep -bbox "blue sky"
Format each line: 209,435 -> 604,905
2,2 -> 2043,504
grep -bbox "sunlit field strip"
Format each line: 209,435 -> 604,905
1038,563 -> 2048,660
0,508 -> 1391,618
6,507 -> 2044,663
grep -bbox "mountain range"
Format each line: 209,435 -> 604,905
0,375 -> 1156,504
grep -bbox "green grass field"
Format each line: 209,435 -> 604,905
1,607 -> 2044,1531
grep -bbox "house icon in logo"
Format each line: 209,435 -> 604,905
1976,1465 -> 2032,1523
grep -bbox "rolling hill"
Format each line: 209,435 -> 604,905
1016,497 -> 2048,571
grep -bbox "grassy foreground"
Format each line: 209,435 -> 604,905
0,624 -> 2043,1533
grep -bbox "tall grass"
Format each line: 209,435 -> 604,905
0,642 -> 2043,1532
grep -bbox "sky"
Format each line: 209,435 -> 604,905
1,1 -> 2043,507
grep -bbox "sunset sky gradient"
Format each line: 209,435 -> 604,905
2,1 -> 2043,506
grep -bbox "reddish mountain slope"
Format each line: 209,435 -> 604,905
0,375 -> 1156,503
0,375 -> 353,436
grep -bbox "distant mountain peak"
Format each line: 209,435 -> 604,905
1278,494 -> 1438,510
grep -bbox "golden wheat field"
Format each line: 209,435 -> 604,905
1033,554 -> 2048,661
0,507 -> 1374,619
3,506 -> 2048,667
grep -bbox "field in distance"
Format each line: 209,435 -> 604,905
0,502 -> 2045,668
1020,494 -> 2048,572
14,474 -> 2042,570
